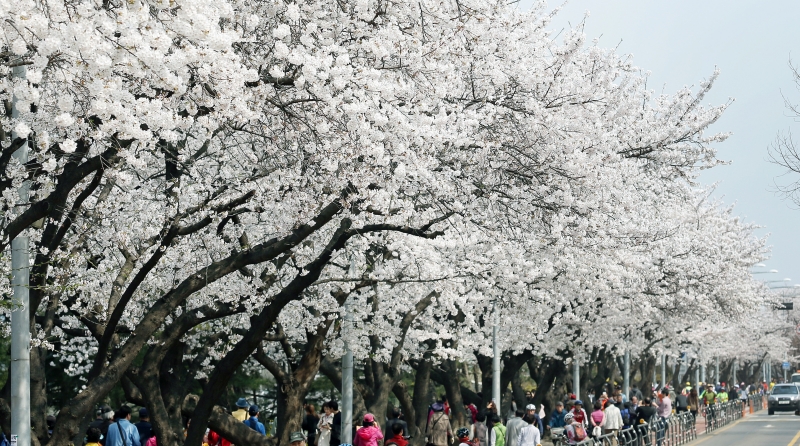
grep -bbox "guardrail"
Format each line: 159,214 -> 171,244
553,401 -> 745,446
748,394 -> 764,412
704,400 -> 744,433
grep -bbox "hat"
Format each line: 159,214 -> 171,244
249,404 -> 260,415
556,401 -> 564,406
431,402 -> 444,412
236,398 -> 250,408
363,413 -> 375,424
290,432 -> 306,443
574,400 -> 583,405
525,404 -> 536,410
456,428 -> 470,439
100,405 -> 113,414
569,394 -> 576,400
139,408 -> 149,418
564,413 -> 574,422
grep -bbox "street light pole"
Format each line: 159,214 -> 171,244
10,62 -> 31,446
623,350 -> 630,400
573,360 -> 580,402
492,303 -> 500,408
341,258 -> 355,444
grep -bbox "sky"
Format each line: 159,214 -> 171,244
519,0 -> 800,290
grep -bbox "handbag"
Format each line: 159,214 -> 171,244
592,426 -> 602,437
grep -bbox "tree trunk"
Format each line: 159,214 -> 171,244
411,355 -> 433,446
30,346 -> 48,446
439,360 -> 467,428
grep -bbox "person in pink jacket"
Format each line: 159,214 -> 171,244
354,414 -> 384,446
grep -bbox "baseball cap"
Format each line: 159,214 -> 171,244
139,408 -> 149,418
525,404 -> 536,410
363,413 -> 375,424
290,432 -> 306,443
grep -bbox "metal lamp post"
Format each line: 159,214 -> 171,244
10,62 -> 31,446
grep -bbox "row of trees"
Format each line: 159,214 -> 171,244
0,0 -> 788,445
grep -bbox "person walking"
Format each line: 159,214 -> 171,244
523,405 -> 543,436
602,401 -> 623,446
329,401 -> 342,446
515,415 -> 540,446
232,399 -> 249,422
385,408 -> 408,439
455,428 -> 472,446
470,413 -> 489,446
290,432 -> 307,446
589,402 -> 604,439
318,402 -> 336,446
487,414 -> 505,446
89,405 -> 115,446
386,423 -> 409,446
562,413 -> 587,445
569,401 -> 588,429
547,402 -> 566,433
135,409 -> 154,446
105,406 -> 141,446
702,384 -> 717,423
303,405 -> 320,446
427,403 -> 453,446
656,390 -> 671,446
354,414 -> 383,446
687,388 -> 700,420
504,409 -> 526,446
244,405 -> 266,435
675,390 -> 688,414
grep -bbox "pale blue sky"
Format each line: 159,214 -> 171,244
523,0 -> 800,288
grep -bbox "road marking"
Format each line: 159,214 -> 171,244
787,429 -> 800,446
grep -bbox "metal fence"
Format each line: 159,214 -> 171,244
553,401 -> 746,446
748,394 -> 764,412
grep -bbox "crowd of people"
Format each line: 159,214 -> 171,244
72,379 -> 773,446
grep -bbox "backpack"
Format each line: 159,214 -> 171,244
573,425 -> 587,442
619,408 -> 630,426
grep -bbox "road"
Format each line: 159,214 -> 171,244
689,411 -> 800,446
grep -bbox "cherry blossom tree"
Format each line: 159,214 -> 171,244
0,0 -> 776,444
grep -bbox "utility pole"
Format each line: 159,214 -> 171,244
573,360 -> 580,402
661,354 -> 666,389
10,62 -> 31,446
341,258 -> 355,444
492,303 -> 500,408
715,357 -> 719,384
623,350 -> 630,400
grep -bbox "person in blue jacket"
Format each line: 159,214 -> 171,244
244,405 -> 266,435
105,406 -> 141,446
548,402 -> 567,431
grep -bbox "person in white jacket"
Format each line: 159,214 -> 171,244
516,414 -> 541,446
602,401 -> 624,446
